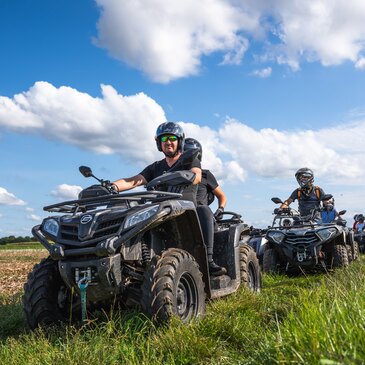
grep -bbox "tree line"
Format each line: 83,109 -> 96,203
0,236 -> 36,244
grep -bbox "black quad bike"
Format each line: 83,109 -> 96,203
262,197 -> 358,275
23,150 -> 261,329
354,230 -> 365,254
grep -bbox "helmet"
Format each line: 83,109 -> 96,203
358,214 -> 364,222
155,122 -> 185,153
295,167 -> 314,188
323,197 -> 334,210
183,138 -> 202,161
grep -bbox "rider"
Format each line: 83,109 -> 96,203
112,122 -> 223,275
183,137 -> 227,276
183,138 -> 227,216
320,196 -> 339,223
354,214 -> 365,233
280,167 -> 326,217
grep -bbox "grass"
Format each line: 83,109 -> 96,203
0,242 -> 43,250
1,251 -> 365,364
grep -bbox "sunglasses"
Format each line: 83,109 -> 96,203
161,135 -> 178,142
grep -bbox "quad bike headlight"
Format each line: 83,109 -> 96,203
43,218 -> 60,237
267,231 -> 285,244
124,205 -> 159,229
316,227 -> 337,241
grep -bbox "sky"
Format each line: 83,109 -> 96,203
1,0 -> 365,236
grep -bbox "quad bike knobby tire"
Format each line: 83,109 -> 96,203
140,248 -> 205,323
263,247 -> 281,274
332,244 -> 349,268
239,244 -> 262,292
347,233 -> 359,262
23,257 -> 78,329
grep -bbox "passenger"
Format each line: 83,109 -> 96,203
280,168 -> 326,217
320,196 -> 339,223
183,137 -> 227,276
112,122 -> 223,276
354,214 -> 365,233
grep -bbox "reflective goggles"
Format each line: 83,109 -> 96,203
161,135 -> 178,143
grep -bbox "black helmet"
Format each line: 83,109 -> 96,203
358,214 -> 364,221
155,122 -> 185,153
183,137 -> 202,161
295,167 -> 314,188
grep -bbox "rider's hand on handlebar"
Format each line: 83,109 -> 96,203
214,207 -> 224,220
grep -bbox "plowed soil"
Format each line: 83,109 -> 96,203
0,249 -> 48,297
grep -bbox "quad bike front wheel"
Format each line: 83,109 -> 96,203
239,244 -> 262,292
141,248 -> 206,323
263,247 -> 281,274
23,257 -> 79,329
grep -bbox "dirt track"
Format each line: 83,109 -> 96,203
0,249 -> 48,297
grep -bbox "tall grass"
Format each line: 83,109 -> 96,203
1,259 -> 365,364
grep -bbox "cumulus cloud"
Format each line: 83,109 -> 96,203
28,214 -> 41,221
218,118 -> 365,182
94,0 -> 259,82
251,67 -> 272,78
51,184 -> 83,200
0,82 -> 165,164
93,0 -> 365,82
0,187 -> 26,206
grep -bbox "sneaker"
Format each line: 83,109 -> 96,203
209,261 -> 227,276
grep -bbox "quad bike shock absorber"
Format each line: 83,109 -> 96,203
141,239 -> 151,265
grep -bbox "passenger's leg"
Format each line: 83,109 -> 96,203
196,205 -> 227,276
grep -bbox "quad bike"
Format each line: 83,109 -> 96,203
23,150 -> 261,329
354,230 -> 365,254
262,197 -> 357,275
247,228 -> 268,267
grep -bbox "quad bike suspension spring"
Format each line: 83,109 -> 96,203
141,240 -> 151,264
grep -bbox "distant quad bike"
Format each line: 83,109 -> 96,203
23,150 -> 261,329
262,197 -> 358,275
354,230 -> 365,254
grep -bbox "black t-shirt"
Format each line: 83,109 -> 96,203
289,186 -> 325,216
140,156 -> 201,205
196,169 -> 218,206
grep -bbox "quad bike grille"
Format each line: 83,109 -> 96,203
59,217 -> 124,242
284,232 -> 319,246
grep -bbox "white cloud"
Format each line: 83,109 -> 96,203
0,82 -> 166,164
218,118 -> 365,182
355,57 -> 365,69
93,0 -> 365,82
25,207 -> 34,212
0,187 -> 26,206
251,67 -> 272,78
28,214 -> 41,221
51,184 -> 83,200
94,0 -> 259,82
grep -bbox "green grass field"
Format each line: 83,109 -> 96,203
0,242 -> 43,250
0,249 -> 364,364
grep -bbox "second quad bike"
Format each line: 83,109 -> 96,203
23,149 -> 261,329
262,197 -> 358,275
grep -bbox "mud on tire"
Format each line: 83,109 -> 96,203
239,244 -> 262,292
140,248 -> 206,323
23,257 -> 77,329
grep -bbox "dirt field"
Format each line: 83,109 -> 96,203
0,249 -> 48,297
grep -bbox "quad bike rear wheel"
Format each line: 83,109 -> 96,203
141,248 -> 206,323
332,244 -> 349,268
239,244 -> 262,292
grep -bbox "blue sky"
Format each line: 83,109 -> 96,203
1,0 -> 365,236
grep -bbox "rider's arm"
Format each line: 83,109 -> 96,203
191,167 -> 202,185
213,186 -> 227,209
280,198 -> 293,209
112,174 -> 147,192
